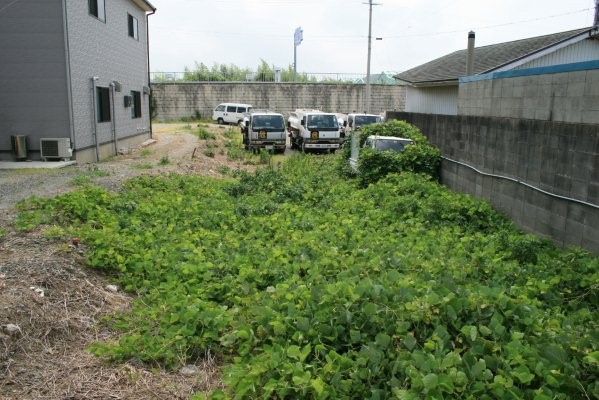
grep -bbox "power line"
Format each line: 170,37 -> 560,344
383,7 -> 593,39
152,7 -> 592,43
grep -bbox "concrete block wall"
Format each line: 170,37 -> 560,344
151,82 -> 406,121
387,111 -> 599,255
458,61 -> 599,124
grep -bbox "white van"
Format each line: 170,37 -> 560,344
212,103 -> 253,125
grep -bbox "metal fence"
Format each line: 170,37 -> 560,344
150,71 -> 400,85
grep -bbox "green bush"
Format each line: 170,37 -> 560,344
350,120 -> 441,186
16,156 -> 599,400
197,127 -> 216,140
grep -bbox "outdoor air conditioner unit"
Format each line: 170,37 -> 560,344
40,138 -> 72,161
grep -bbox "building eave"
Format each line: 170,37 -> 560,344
132,0 -> 156,12
411,80 -> 459,88
485,26 -> 599,73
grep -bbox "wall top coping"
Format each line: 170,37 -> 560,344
459,59 -> 599,83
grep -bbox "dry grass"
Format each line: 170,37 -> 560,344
0,123 -> 263,399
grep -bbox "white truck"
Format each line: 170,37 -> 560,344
343,113 -> 383,136
240,110 -> 287,153
287,109 -> 342,153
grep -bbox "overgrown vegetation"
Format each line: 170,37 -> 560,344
16,154 -> 599,399
152,60 -> 358,83
340,120 -> 441,187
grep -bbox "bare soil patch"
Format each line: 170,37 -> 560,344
0,123 -> 264,399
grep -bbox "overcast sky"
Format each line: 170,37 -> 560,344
147,0 -> 596,75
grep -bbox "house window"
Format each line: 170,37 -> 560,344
128,14 -> 138,40
88,0 -> 106,22
131,91 -> 142,118
96,87 -> 111,123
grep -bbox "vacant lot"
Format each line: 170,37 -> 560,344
0,123 -> 264,399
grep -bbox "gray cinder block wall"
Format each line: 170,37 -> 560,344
151,82 -> 406,120
459,62 -> 599,124
388,111 -> 599,255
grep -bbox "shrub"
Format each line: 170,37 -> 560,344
350,120 -> 441,186
203,149 -> 215,158
197,127 -> 216,140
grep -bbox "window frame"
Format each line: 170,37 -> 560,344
128,14 -> 139,40
131,90 -> 142,119
88,0 -> 106,22
96,87 -> 111,123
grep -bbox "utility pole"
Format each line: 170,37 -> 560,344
364,0 -> 381,114
594,0 -> 599,26
293,27 -> 303,82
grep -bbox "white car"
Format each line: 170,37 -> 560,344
212,103 -> 252,125
349,135 -> 414,171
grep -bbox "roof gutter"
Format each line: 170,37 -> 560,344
410,80 -> 459,88
132,0 -> 155,12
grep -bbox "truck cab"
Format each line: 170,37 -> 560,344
287,109 -> 342,153
345,113 -> 383,136
240,110 -> 286,153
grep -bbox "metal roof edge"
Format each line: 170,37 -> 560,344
132,0 -> 156,12
459,59 -> 599,83
481,26 -> 598,74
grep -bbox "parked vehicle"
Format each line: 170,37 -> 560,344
343,113 -> 383,136
240,110 -> 286,153
349,135 -> 414,171
212,103 -> 252,125
287,109 -> 342,153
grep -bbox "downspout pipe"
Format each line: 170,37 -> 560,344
109,82 -> 118,155
62,0 -> 76,153
91,76 -> 100,162
466,31 -> 475,76
146,6 -> 156,138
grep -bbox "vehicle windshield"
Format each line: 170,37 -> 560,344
354,115 -> 381,127
307,114 -> 339,130
373,139 -> 413,152
252,115 -> 285,130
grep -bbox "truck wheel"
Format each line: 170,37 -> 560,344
217,118 -> 224,125
301,141 -> 308,153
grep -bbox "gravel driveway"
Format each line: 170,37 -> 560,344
0,123 -> 253,215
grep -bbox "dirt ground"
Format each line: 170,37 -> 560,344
0,123 -> 267,399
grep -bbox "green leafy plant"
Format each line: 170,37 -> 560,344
18,156 -> 599,400
158,156 -> 170,165
133,163 -> 153,169
197,127 -> 216,140
223,129 -> 238,139
69,175 -> 92,186
85,165 -> 110,177
139,148 -> 152,157
203,149 -> 215,158
227,147 -> 244,160
342,120 -> 441,186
